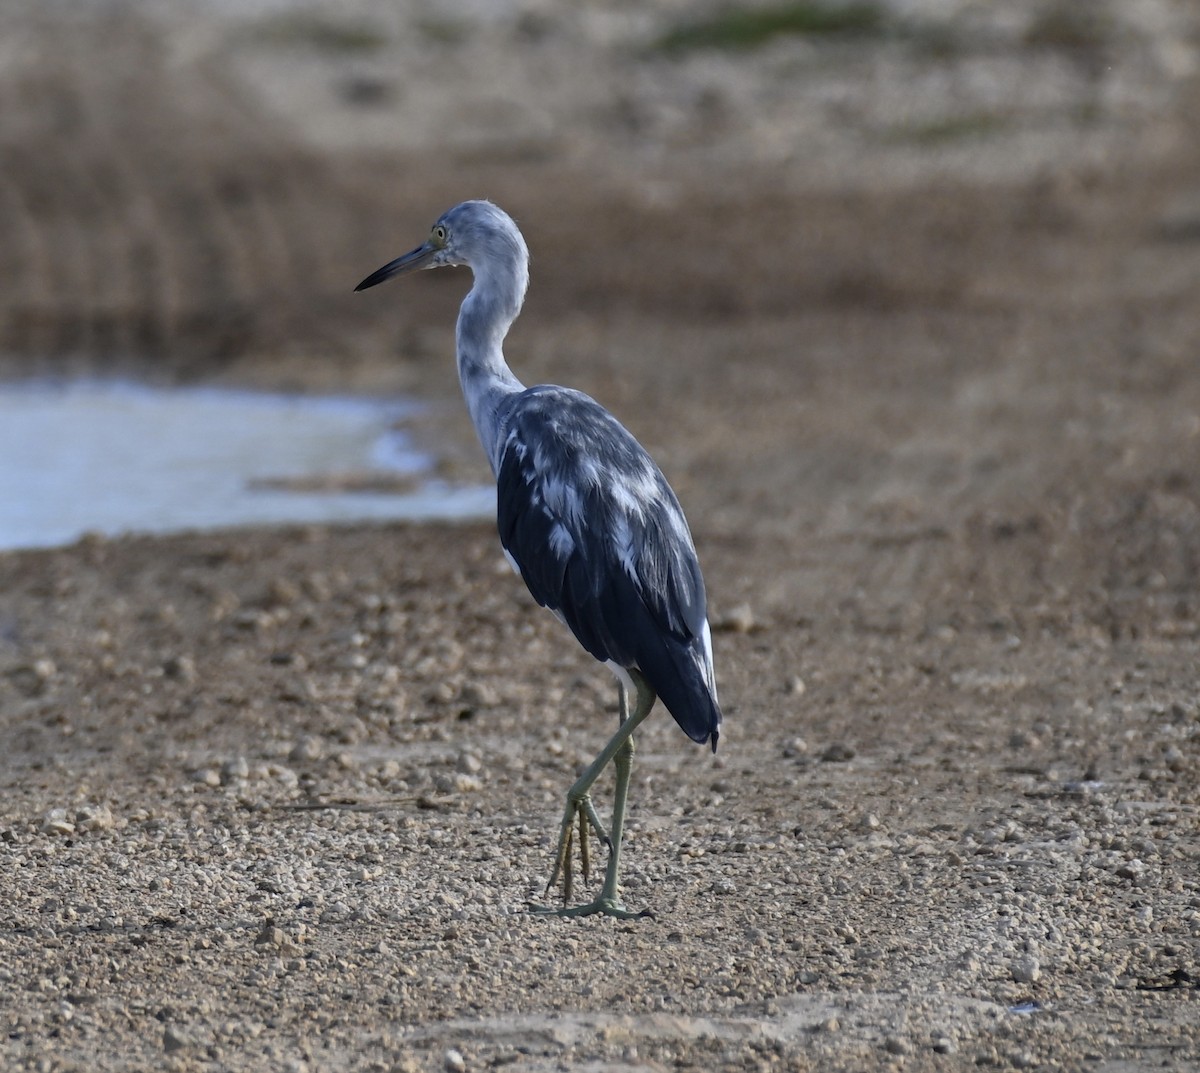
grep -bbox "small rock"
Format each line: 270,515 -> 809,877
254,919 -> 285,947
884,1036 -> 910,1056
75,804 -> 115,832
820,742 -> 856,763
7,659 -> 56,697
278,677 -> 315,703
376,759 -> 402,780
785,675 -> 806,696
714,603 -> 755,633
444,1049 -> 466,1073
289,736 -> 325,762
456,751 -> 483,775
1116,859 -> 1147,883
320,901 -> 352,924
272,765 -> 299,788
1011,956 -> 1041,984
932,1037 -> 957,1054
460,682 -> 500,709
41,809 -> 75,836
162,655 -> 197,683
268,577 -> 302,606
162,1026 -> 192,1054
782,737 -> 808,758
222,756 -> 250,782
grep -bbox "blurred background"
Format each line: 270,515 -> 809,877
1,0 -> 1199,548
3,0 -> 1196,383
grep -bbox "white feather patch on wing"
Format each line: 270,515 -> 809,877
698,618 -> 718,699
611,515 -> 639,580
548,520 -> 576,559
608,464 -> 661,520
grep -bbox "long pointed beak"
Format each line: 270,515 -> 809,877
354,241 -> 439,292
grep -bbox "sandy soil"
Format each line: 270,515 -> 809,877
1,2 -> 1199,1070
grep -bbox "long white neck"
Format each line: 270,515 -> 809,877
456,258 -> 527,475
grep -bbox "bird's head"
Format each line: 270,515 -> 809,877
354,200 -> 528,294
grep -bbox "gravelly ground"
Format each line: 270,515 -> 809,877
1,2 -> 1199,1071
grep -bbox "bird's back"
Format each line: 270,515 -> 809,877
495,385 -> 720,749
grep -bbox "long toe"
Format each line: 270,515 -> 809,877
532,896 -> 654,920
540,791 -> 616,908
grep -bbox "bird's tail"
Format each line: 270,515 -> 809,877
639,633 -> 722,752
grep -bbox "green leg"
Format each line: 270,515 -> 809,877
532,669 -> 656,919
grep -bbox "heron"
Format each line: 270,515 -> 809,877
355,200 -> 721,918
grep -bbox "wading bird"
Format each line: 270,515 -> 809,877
355,201 -> 721,918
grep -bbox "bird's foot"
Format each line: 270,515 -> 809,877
543,792 -> 610,904
529,895 -> 653,920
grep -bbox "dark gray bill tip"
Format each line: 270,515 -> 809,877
354,263 -> 400,292
353,241 -> 437,293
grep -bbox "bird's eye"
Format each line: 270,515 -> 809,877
432,225 -> 448,246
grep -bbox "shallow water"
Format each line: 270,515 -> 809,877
0,381 -> 493,550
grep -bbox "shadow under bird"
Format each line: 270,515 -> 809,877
355,200 -> 721,918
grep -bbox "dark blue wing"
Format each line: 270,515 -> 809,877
495,385 -> 720,748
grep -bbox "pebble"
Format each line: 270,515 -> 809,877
254,919 -> 286,947
436,773 -> 482,794
268,577 -> 302,605
444,1047 -> 466,1072
162,1025 -> 193,1054
373,759 -> 402,781
1008,729 -> 1039,749
820,742 -> 856,763
320,901 -> 352,924
289,736 -> 325,762
41,809 -> 75,836
162,655 -> 197,683
278,676 -> 315,703
460,682 -> 500,709
714,603 -> 755,633
781,737 -> 808,758
1116,859 -> 1147,883
7,659 -> 56,697
75,804 -> 115,831
1011,956 -> 1041,984
222,756 -> 250,781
